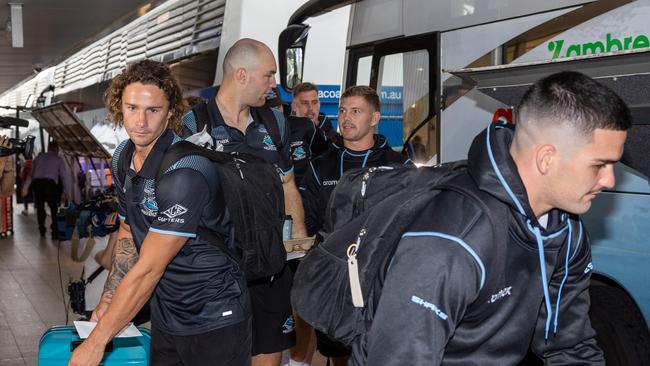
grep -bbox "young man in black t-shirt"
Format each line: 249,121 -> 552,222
69,60 -> 251,366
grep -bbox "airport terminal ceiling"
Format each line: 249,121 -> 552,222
0,0 -> 158,95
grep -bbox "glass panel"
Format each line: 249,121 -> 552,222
356,55 -> 372,85
377,49 -> 434,165
285,48 -> 304,89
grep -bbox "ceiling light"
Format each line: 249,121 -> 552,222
8,3 -> 23,48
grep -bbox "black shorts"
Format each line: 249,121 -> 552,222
315,330 -> 351,358
150,318 -> 251,366
249,264 -> 295,355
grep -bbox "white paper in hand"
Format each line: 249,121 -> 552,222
73,321 -> 143,339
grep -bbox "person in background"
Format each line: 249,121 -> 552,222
266,88 -> 327,187
22,140 -> 69,239
19,157 -> 33,215
0,138 -> 15,213
292,82 -> 336,144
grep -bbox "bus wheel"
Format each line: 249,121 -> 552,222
589,283 -> 650,365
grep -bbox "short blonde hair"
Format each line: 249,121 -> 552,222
341,86 -> 380,112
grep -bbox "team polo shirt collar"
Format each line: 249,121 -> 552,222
131,129 -> 175,179
207,96 -> 257,137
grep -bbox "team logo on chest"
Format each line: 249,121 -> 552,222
140,183 -> 158,217
262,134 -> 277,151
291,141 -> 307,161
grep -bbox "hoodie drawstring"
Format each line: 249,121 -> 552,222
528,221 -> 554,340
361,150 -> 371,168
554,221 -> 572,334
486,125 -> 526,216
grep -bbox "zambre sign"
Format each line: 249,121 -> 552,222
548,33 -> 650,59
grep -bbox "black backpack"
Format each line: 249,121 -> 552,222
154,140 -> 287,281
291,162 -> 505,346
115,137 -> 287,281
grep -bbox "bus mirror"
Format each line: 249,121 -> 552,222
279,24 -> 310,91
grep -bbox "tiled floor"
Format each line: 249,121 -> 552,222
0,207 -> 85,365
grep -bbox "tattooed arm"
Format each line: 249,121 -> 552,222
70,231 -> 188,366
91,222 -> 138,322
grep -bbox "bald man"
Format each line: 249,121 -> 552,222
182,38 -> 306,366
350,71 -> 629,365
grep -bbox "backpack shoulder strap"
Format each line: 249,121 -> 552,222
252,106 -> 285,150
113,140 -> 133,187
155,140 -> 216,182
192,102 -> 211,133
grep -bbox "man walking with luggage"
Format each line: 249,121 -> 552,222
182,38 -> 307,366
69,60 -> 251,366
350,71 -> 628,364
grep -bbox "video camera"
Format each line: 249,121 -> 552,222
0,135 -> 35,159
0,115 -> 35,159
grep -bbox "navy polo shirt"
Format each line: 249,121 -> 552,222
182,97 -> 293,176
111,129 -> 250,336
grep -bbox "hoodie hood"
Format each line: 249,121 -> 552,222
332,134 -> 389,153
330,134 -> 397,177
468,122 -> 579,340
468,123 -> 535,220
468,123 -> 571,235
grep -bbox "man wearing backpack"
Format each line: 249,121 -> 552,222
298,85 -> 410,365
69,60 -> 251,366
181,38 -> 307,366
349,71 -> 628,364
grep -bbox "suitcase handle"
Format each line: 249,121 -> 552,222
70,340 -> 114,352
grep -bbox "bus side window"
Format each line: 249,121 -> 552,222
376,50 -> 433,164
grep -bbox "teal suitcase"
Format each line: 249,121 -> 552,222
38,325 -> 151,365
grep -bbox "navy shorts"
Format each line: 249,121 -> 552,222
151,318 -> 252,366
249,264 -> 295,355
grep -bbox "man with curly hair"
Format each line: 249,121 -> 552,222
69,59 -> 251,366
